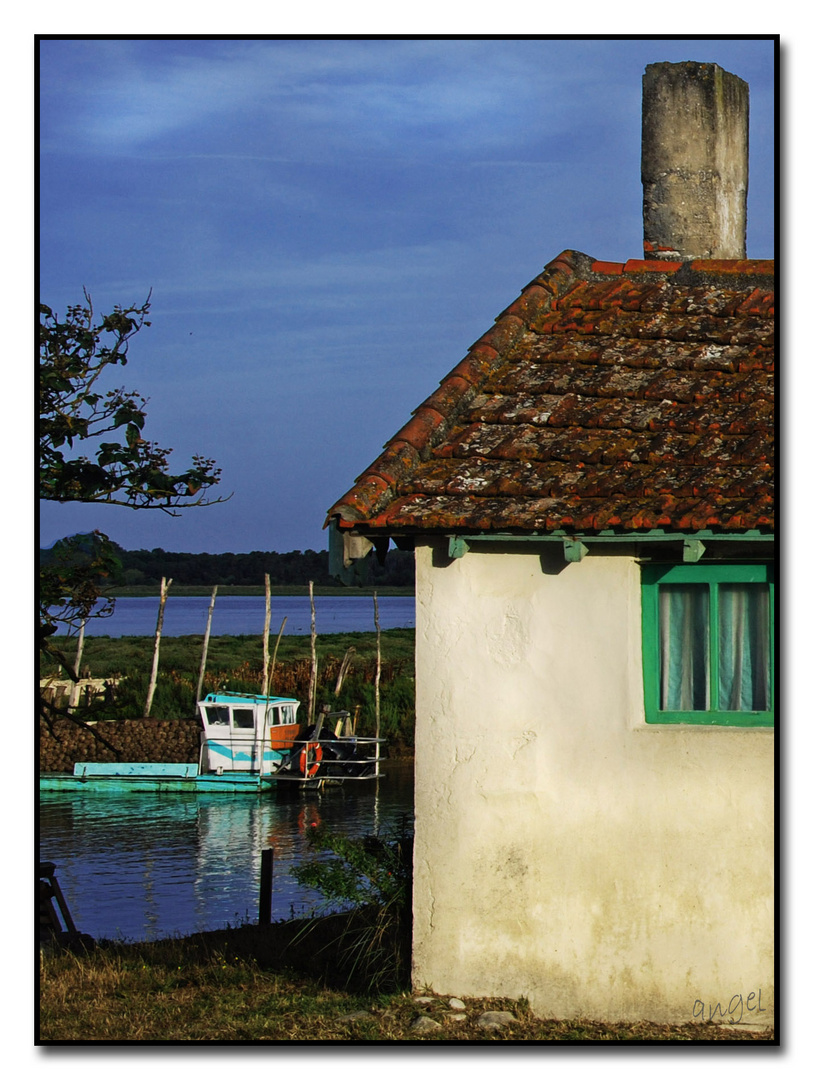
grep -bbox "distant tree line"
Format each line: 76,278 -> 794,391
39,539 -> 415,589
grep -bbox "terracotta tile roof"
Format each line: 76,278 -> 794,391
327,250 -> 774,536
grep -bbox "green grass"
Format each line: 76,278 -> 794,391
43,628 -> 415,677
38,928 -> 775,1043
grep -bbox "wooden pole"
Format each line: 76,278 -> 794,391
334,646 -> 355,697
259,848 -> 274,925
307,581 -> 318,727
269,616 -> 287,693
373,591 -> 381,768
262,574 -> 272,696
68,618 -> 87,710
145,577 -> 172,717
195,585 -> 218,702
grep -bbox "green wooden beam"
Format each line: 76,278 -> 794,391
448,536 -> 470,560
447,530 -> 772,547
441,530 -> 773,562
683,539 -> 706,563
563,538 -> 589,563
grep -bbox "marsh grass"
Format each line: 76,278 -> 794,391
40,629 -> 416,750
42,628 -> 416,675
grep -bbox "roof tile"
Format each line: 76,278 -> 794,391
327,250 -> 774,535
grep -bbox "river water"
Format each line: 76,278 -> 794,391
39,764 -> 414,942
42,594 -> 416,942
58,594 -> 415,637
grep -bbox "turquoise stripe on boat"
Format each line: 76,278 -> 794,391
40,772 -> 277,793
205,743 -> 283,763
73,762 -> 200,778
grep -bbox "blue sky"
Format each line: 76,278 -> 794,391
38,36 -> 776,555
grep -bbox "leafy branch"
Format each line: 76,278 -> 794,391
39,291 -> 227,733
39,291 -> 227,512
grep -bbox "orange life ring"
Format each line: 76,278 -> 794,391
298,742 -> 323,778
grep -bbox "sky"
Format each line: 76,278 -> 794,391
38,36 -> 776,556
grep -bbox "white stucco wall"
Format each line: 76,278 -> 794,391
412,540 -> 774,1025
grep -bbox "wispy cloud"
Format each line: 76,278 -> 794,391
40,38 -> 606,161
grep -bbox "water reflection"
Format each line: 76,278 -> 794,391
39,764 -> 413,942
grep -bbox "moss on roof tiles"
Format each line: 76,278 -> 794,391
327,250 -> 774,536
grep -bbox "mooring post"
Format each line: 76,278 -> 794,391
259,848 -> 274,924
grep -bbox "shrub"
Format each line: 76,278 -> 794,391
290,818 -> 413,992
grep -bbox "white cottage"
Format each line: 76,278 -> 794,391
326,62 -> 774,1026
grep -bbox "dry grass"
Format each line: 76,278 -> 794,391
38,924 -> 775,1044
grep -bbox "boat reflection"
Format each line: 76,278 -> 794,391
38,764 -> 413,942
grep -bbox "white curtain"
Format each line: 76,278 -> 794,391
659,582 -> 770,713
718,584 -> 771,711
659,584 -> 709,711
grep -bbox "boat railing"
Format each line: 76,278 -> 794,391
272,731 -> 387,783
287,735 -> 387,758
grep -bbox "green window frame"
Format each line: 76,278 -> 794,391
641,563 -> 774,726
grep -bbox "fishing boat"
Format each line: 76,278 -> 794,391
39,692 -> 386,793
197,691 -> 385,784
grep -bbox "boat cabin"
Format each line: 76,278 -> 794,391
198,692 -> 301,775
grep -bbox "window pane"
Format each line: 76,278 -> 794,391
718,584 -> 771,711
232,708 -> 255,729
659,585 -> 710,711
205,706 -> 229,725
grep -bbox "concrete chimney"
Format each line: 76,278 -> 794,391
641,61 -> 749,260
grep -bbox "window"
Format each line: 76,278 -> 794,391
205,706 -> 229,726
232,708 -> 255,729
280,704 -> 296,726
641,563 -> 773,726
